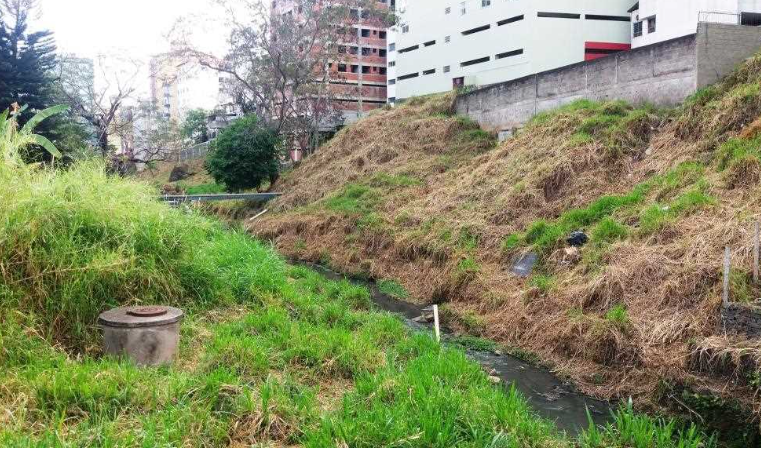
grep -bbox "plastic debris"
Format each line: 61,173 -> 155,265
566,231 -> 588,247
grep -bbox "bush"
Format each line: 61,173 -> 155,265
205,115 -> 280,192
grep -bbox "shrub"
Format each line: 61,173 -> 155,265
205,115 -> 280,192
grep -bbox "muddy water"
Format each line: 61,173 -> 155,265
302,262 -> 615,436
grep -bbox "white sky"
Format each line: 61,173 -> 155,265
37,0 -> 225,59
36,0 -> 230,108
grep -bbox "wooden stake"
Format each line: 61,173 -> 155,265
723,246 -> 731,306
248,209 -> 269,222
433,305 -> 441,343
754,221 -> 759,284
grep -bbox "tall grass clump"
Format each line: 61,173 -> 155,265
0,110 -> 287,349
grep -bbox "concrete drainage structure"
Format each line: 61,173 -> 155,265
98,305 -> 184,366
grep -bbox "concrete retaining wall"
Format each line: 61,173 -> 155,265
456,23 -> 761,132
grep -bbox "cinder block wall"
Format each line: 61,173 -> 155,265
456,23 -> 761,133
697,22 -> 761,88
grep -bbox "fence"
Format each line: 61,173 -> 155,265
698,11 -> 741,25
178,141 -> 211,163
699,11 -> 761,26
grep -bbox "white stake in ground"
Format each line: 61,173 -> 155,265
723,246 -> 731,306
754,221 -> 759,285
433,305 -> 441,343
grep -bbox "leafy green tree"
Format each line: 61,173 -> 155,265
181,108 -> 209,144
0,0 -> 56,115
205,114 -> 280,192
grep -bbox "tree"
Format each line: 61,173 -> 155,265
0,0 -> 56,115
205,115 -> 279,192
54,53 -> 142,158
181,108 -> 208,143
174,0 -> 395,154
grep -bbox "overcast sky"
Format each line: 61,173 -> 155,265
37,0 -> 225,59
35,0 -> 229,108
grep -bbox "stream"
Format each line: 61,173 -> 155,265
301,262 -> 615,436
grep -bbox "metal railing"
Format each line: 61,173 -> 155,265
160,193 -> 282,204
698,11 -> 741,25
698,11 -> 761,27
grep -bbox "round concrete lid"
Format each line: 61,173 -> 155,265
98,305 -> 184,328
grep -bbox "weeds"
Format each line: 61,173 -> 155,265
580,402 -> 710,448
605,305 -> 630,330
377,279 -> 409,299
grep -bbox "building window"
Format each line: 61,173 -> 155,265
495,49 -> 523,60
398,44 -> 419,53
389,79 -> 396,85
460,56 -> 490,67
389,43 -> 396,51
460,2 -> 466,15
537,12 -> 581,19
481,0 -> 491,7
389,61 -> 396,67
424,40 -> 436,47
398,72 -> 419,81
633,21 -> 643,37
648,17 -> 656,33
443,65 -> 450,73
423,68 -> 436,75
462,24 -> 491,36
444,35 -> 451,43
585,14 -> 631,22
401,25 -> 409,33
445,6 -> 451,14
497,15 -> 524,26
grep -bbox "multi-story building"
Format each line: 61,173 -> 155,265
149,48 -> 217,123
389,0 -> 634,102
629,0 -> 761,48
272,0 -> 392,123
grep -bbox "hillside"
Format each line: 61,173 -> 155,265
252,53 -> 761,437
0,100 -> 709,447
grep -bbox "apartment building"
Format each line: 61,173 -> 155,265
272,0 -> 393,123
629,0 -> 761,48
388,0 -> 634,102
149,49 -> 217,123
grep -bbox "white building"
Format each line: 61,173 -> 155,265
630,0 -> 761,48
389,0 -> 634,102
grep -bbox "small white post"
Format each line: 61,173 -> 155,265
754,221 -> 759,285
723,246 -> 731,306
433,305 -> 441,343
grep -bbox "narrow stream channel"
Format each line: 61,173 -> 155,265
300,261 -> 616,436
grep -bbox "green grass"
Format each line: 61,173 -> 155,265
529,274 -> 555,294
504,162 -> 715,254
377,279 -> 410,299
325,184 -> 379,215
716,136 -> 761,171
580,402 -> 710,448
591,218 -> 629,245
180,182 -> 227,195
528,99 -> 661,157
605,304 -> 630,330
0,107 -> 715,448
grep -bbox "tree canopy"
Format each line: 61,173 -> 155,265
181,108 -> 209,144
0,0 -> 56,115
205,115 -> 280,192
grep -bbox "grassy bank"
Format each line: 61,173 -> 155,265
0,110 -> 710,447
252,54 -> 761,439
